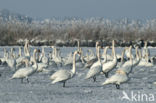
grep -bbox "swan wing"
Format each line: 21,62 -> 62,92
51,70 -> 72,84
102,61 -> 115,72
102,73 -> 127,85
11,67 -> 33,78
50,69 -> 70,80
86,64 -> 102,79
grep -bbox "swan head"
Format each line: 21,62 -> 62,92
51,46 -> 55,49
21,58 -> 30,67
74,51 -> 81,56
112,40 -> 116,46
34,49 -> 38,53
96,41 -> 100,47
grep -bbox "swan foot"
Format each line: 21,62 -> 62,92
116,84 -> 120,89
93,76 -> 96,82
26,77 -> 29,83
104,72 -> 109,78
21,78 -> 23,83
26,78 -> 29,83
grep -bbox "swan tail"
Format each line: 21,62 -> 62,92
85,75 -> 91,79
51,78 -> 62,84
42,69 -> 51,73
102,79 -> 111,85
9,77 -> 14,80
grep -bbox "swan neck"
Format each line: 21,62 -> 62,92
104,47 -> 108,62
33,50 -> 38,70
77,41 -> 80,51
135,48 -> 139,59
129,47 -> 133,64
112,43 -> 116,59
72,53 -> 76,74
145,52 -> 149,62
19,48 -> 22,57
97,47 -> 101,62
24,42 -> 30,56
4,49 -> 7,58
121,49 -> 125,62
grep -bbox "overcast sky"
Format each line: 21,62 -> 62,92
0,0 -> 156,19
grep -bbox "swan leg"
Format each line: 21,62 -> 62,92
26,77 -> 29,83
116,84 -> 120,89
21,78 -> 23,83
63,82 -> 66,87
105,72 -> 109,78
93,76 -> 96,82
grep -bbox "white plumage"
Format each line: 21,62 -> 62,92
102,70 -> 128,89
102,40 -> 117,77
10,49 -> 38,83
50,51 -> 80,87
85,46 -> 102,82
118,46 -> 133,74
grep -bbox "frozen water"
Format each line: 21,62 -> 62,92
0,47 -> 156,103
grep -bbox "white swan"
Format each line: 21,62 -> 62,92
29,48 -> 48,72
138,54 -> 153,67
118,46 -> 133,74
132,46 -> 141,67
75,48 -> 85,68
16,47 -> 23,65
101,46 -> 113,61
24,40 -> 30,57
85,49 -> 96,62
0,48 -> 7,65
10,49 -> 38,83
125,47 -> 134,59
142,41 -> 150,59
102,69 -> 128,89
16,41 -> 31,66
102,40 -> 117,78
116,48 -> 126,68
50,51 -> 80,87
52,46 -> 62,65
84,42 -> 99,68
41,47 -> 49,64
6,48 -> 16,71
85,46 -> 102,82
138,44 -> 153,67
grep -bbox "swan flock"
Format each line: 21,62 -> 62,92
0,40 -> 155,89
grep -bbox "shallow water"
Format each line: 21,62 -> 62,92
0,47 -> 156,103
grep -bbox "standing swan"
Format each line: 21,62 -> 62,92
10,49 -> 38,83
102,40 -> 117,78
50,51 -> 80,87
85,46 -> 102,82
118,46 -> 133,74
102,69 -> 128,89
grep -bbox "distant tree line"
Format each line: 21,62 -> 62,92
0,18 -> 156,46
